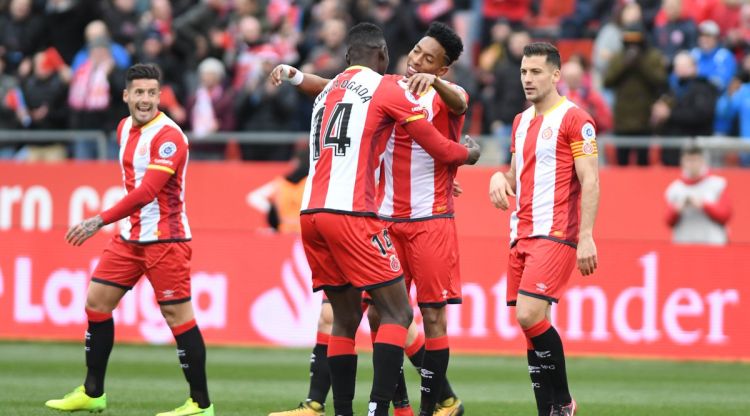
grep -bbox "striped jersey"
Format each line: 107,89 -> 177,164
301,66 -> 429,215
509,98 -> 597,245
116,112 -> 191,242
378,79 -> 468,220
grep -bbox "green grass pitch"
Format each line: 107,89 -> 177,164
1,341 -> 748,415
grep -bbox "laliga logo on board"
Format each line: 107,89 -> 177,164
250,239 -> 323,346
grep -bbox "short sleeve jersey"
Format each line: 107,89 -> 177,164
116,112 -> 191,242
378,79 -> 468,220
509,98 -> 598,245
300,66 -> 428,216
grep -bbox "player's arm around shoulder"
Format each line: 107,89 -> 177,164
430,77 -> 468,115
269,64 -> 329,97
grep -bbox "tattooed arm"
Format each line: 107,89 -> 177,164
66,215 -> 105,246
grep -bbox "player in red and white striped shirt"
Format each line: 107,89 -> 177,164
47,64 -> 213,416
270,22 -> 472,416
289,23 -> 478,416
489,43 -> 600,416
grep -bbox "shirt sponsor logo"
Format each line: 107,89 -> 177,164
154,158 -> 174,166
158,141 -> 177,158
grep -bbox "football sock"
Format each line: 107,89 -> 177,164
528,320 -> 572,406
524,334 -> 553,415
307,332 -> 331,405
370,324 -> 408,416
83,308 -> 113,398
172,319 -> 211,409
392,366 -> 410,408
418,336 -> 450,416
405,332 -> 425,369
328,336 -> 357,416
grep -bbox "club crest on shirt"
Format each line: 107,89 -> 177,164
158,141 -> 177,158
582,142 -> 595,155
389,254 -> 401,272
137,143 -> 148,156
542,126 -> 554,140
581,122 -> 596,142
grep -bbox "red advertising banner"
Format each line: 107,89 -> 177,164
0,163 -> 748,361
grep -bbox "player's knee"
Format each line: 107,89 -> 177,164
515,307 -> 546,329
84,299 -> 114,314
421,307 -> 447,337
394,307 -> 414,328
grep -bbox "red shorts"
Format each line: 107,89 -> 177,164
507,237 -> 576,305
300,212 -> 403,291
387,218 -> 461,307
92,235 -> 192,304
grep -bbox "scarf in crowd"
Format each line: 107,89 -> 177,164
191,86 -> 219,138
68,60 -> 110,111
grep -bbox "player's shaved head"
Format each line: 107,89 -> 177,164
346,22 -> 388,73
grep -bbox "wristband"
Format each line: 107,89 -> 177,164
289,68 -> 304,86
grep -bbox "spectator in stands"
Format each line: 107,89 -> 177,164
235,53 -> 299,161
43,0 -> 100,65
0,0 -> 46,73
72,20 -> 132,72
172,0 -> 230,67
300,18 -> 348,79
715,54 -> 750,166
186,57 -> 235,139
559,58 -> 613,133
0,56 -> 21,158
700,0 -> 742,36
651,52 -> 718,165
101,0 -> 139,54
13,49 -> 72,161
604,23 -> 667,166
652,0 -> 698,67
638,0 -> 663,30
593,2 -> 644,89
67,37 -> 126,159
665,146 -> 731,245
480,0 -> 529,46
487,30 -> 531,163
691,19 -> 737,92
230,15 -> 274,92
478,18 -> 512,78
138,0 -> 175,48
561,0 -> 618,39
367,0 -> 421,73
725,2 -> 750,53
19,49 -> 71,130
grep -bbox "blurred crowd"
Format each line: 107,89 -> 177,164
0,0 -> 749,165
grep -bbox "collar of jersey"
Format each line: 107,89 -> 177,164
345,65 -> 373,72
135,111 -> 164,131
534,96 -> 567,117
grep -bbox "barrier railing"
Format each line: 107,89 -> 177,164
0,130 -> 748,165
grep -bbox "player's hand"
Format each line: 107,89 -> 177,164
462,135 -> 481,165
489,171 -> 515,210
453,179 -> 463,197
66,215 -> 104,246
577,235 -> 598,276
407,73 -> 437,96
269,64 -> 299,87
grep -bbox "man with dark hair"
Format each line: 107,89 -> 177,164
269,21 -> 471,416
281,22 -> 478,416
45,63 -> 214,416
489,42 -> 600,416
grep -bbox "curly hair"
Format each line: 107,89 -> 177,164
425,22 -> 464,66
